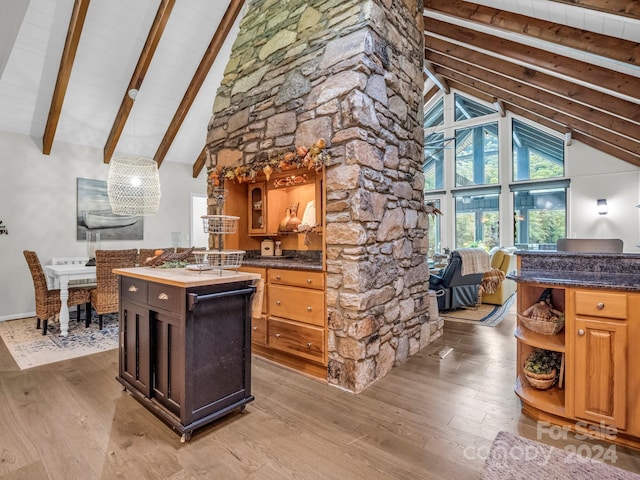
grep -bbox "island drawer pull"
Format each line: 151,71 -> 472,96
276,300 -> 281,305
275,333 -> 281,338
307,306 -> 312,311
306,342 -> 312,348
578,329 -> 585,336
128,285 -> 138,292
306,279 -> 312,284
253,326 -> 258,331
596,302 -> 605,310
275,275 -> 281,280
158,293 -> 169,301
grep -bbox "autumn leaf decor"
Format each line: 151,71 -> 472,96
208,138 -> 329,186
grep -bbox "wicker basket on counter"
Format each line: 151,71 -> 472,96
523,368 -> 557,390
518,312 -> 565,335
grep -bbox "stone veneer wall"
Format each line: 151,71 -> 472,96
206,0 -> 442,393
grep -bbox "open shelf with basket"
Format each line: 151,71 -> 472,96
515,283 -> 566,414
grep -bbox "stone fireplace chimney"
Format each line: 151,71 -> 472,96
206,0 -> 441,393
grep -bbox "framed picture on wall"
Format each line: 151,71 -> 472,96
76,178 -> 143,240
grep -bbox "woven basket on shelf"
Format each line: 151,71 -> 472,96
518,313 -> 565,335
524,368 -> 557,390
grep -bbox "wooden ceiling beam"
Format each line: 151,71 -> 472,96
429,57 -> 640,145
155,0 -> 246,168
423,84 -> 440,105
424,21 -> 640,102
42,0 -> 90,155
102,0 -> 176,164
425,36 -> 640,124
193,147 -> 207,178
546,0 -> 640,19
436,66 -> 640,156
424,0 -> 640,66
448,79 -> 640,166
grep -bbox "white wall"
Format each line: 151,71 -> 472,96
0,131 -> 207,320
566,141 -> 640,252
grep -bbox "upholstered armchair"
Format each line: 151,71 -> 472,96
481,248 -> 517,306
428,249 -> 487,312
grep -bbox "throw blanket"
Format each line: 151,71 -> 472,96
481,268 -> 506,294
457,248 -> 490,276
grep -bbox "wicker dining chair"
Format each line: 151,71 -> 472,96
23,250 -> 92,335
90,249 -> 138,330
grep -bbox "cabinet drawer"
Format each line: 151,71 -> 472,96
268,284 -> 324,326
575,290 -> 627,319
268,269 -> 324,290
121,277 -> 147,304
148,283 -> 182,313
268,317 -> 324,362
251,315 -> 266,346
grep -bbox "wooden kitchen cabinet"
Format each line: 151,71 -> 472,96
572,289 -> 628,430
248,182 -> 266,236
515,280 -> 640,448
247,267 -> 327,379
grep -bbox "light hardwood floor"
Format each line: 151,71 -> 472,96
1,305 -> 639,479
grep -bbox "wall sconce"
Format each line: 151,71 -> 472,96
597,199 -> 608,215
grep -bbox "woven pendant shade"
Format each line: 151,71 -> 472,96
108,156 -> 161,215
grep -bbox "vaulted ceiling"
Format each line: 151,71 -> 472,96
423,0 -> 640,166
0,0 -> 638,178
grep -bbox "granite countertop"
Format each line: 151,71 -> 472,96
241,257 -> 323,271
508,270 -> 640,292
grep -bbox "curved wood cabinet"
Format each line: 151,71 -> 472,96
515,281 -> 640,449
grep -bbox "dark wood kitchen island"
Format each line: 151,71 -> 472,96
113,267 -> 261,442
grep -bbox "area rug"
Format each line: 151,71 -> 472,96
440,295 -> 514,327
483,431 -> 640,479
0,313 -> 118,370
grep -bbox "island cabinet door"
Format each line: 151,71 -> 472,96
574,317 -> 628,430
181,285 -> 254,425
120,299 -> 151,397
150,310 -> 184,418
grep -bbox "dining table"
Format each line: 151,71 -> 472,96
44,263 -> 96,336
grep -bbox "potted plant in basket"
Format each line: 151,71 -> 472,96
524,349 -> 562,390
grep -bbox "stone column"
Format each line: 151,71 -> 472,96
206,0 -> 439,393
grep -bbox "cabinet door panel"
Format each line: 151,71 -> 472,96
120,300 -> 151,396
151,311 -> 184,417
248,183 -> 266,235
574,317 -> 627,429
251,315 -> 267,346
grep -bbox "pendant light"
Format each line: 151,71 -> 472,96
107,89 -> 161,215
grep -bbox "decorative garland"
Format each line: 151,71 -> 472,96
208,138 -> 329,185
